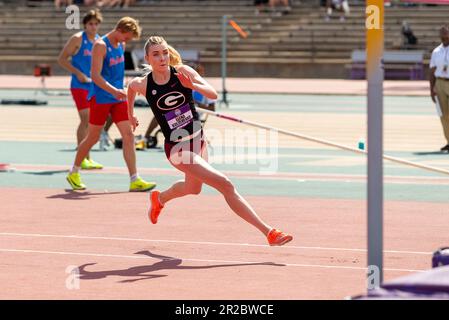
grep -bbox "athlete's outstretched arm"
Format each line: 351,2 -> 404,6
175,65 -> 218,100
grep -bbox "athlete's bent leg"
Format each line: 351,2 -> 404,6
77,108 -> 90,159
73,124 -> 103,167
115,120 -> 137,176
159,174 -> 203,204
167,148 -> 272,236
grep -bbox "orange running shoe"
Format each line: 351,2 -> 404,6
267,229 -> 293,246
148,190 -> 164,224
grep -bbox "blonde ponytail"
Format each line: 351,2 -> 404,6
168,45 -> 182,66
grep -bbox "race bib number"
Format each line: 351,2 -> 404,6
164,104 -> 194,129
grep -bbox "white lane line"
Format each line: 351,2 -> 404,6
0,232 -> 432,255
0,248 -> 424,273
9,163 -> 449,185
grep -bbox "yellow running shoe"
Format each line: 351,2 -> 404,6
81,158 -> 93,170
87,159 -> 103,169
81,158 -> 103,170
66,172 -> 86,190
129,177 -> 156,192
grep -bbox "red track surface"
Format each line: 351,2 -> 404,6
0,188 -> 445,299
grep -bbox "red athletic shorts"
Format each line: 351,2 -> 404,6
70,88 -> 89,111
88,96 -> 129,126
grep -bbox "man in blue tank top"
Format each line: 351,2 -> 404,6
66,17 -> 156,192
58,9 -> 104,170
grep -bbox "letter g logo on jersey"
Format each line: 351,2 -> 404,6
157,91 -> 185,110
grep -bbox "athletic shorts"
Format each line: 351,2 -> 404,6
164,132 -> 205,161
88,96 -> 129,126
70,88 -> 90,111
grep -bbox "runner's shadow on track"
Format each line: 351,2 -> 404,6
22,170 -> 69,175
413,151 -> 448,156
58,149 -> 110,153
47,190 -> 129,200
77,250 -> 286,283
58,148 -> 78,152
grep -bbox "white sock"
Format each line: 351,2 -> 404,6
130,174 -> 139,182
71,165 -> 80,174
